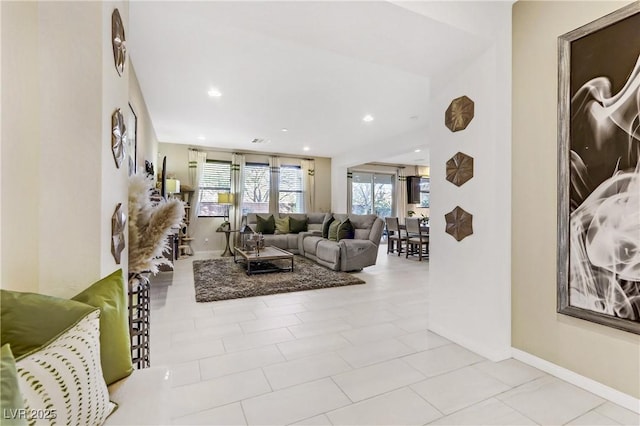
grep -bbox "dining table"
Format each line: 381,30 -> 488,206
398,223 -> 430,233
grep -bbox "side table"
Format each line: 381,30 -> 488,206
217,229 -> 239,257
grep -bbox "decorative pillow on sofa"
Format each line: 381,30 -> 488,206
322,216 -> 335,238
328,220 -> 341,241
16,309 -> 116,426
255,215 -> 275,234
289,217 -> 308,234
337,218 -> 355,241
1,344 -> 27,426
0,290 -> 96,360
275,216 -> 290,234
72,269 -> 133,385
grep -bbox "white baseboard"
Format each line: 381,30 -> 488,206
429,322 -> 512,362
512,348 -> 640,414
193,250 -> 217,256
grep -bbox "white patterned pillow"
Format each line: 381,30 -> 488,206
16,309 -> 116,426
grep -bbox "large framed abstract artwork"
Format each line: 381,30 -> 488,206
557,3 -> 640,334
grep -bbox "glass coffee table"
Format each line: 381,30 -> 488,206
233,246 -> 294,275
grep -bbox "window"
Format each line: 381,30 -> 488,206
243,163 -> 270,214
197,160 -> 231,217
279,165 -> 303,213
350,172 -> 393,218
420,177 -> 430,208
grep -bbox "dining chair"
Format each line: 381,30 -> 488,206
385,217 -> 407,256
405,217 -> 429,261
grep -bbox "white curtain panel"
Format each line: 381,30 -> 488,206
397,167 -> 408,223
301,159 -> 315,212
188,149 -> 207,224
269,156 -> 280,214
231,153 -> 245,237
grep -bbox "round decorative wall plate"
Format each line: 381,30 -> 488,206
112,9 -> 126,76
111,108 -> 127,168
445,95 -> 474,132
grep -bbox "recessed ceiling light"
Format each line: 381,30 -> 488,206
207,87 -> 222,97
281,128 -> 289,132
197,135 -> 206,141
414,149 -> 421,153
303,146 -> 310,152
363,114 -> 374,122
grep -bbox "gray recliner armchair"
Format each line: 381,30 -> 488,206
300,214 -> 384,271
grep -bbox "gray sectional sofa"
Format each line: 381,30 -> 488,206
244,212 -> 384,272
245,212 -> 329,254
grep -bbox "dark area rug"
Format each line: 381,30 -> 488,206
193,255 -> 366,302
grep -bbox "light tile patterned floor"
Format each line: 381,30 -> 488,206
149,247 -> 639,426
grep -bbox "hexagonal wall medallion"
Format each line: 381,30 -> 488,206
445,95 -> 474,132
446,152 -> 474,186
112,9 -> 127,76
111,203 -> 126,264
111,108 -> 126,168
445,206 -> 473,242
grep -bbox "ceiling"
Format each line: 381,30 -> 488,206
129,1 -> 491,166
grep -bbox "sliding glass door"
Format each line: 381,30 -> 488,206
350,172 -> 394,218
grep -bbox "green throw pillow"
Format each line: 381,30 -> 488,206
322,216 -> 335,238
328,220 -> 341,241
72,269 -> 133,385
255,215 -> 276,234
289,217 -> 308,234
0,290 -> 96,360
1,344 -> 27,426
337,218 -> 355,241
275,216 -> 290,234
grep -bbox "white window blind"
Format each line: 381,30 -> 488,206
279,165 -> 303,213
242,163 -> 270,214
198,161 -> 231,217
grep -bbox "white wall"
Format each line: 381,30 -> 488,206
1,1 -> 130,297
100,1 -> 131,280
0,0 -> 3,286
1,1 -> 40,292
331,124 -> 430,213
129,63 -> 158,181
427,6 -> 512,361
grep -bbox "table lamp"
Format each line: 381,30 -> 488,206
166,179 -> 180,196
218,192 -> 234,223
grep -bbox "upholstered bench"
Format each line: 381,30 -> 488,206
0,270 -> 170,426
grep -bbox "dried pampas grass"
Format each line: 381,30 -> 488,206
128,174 -> 185,274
